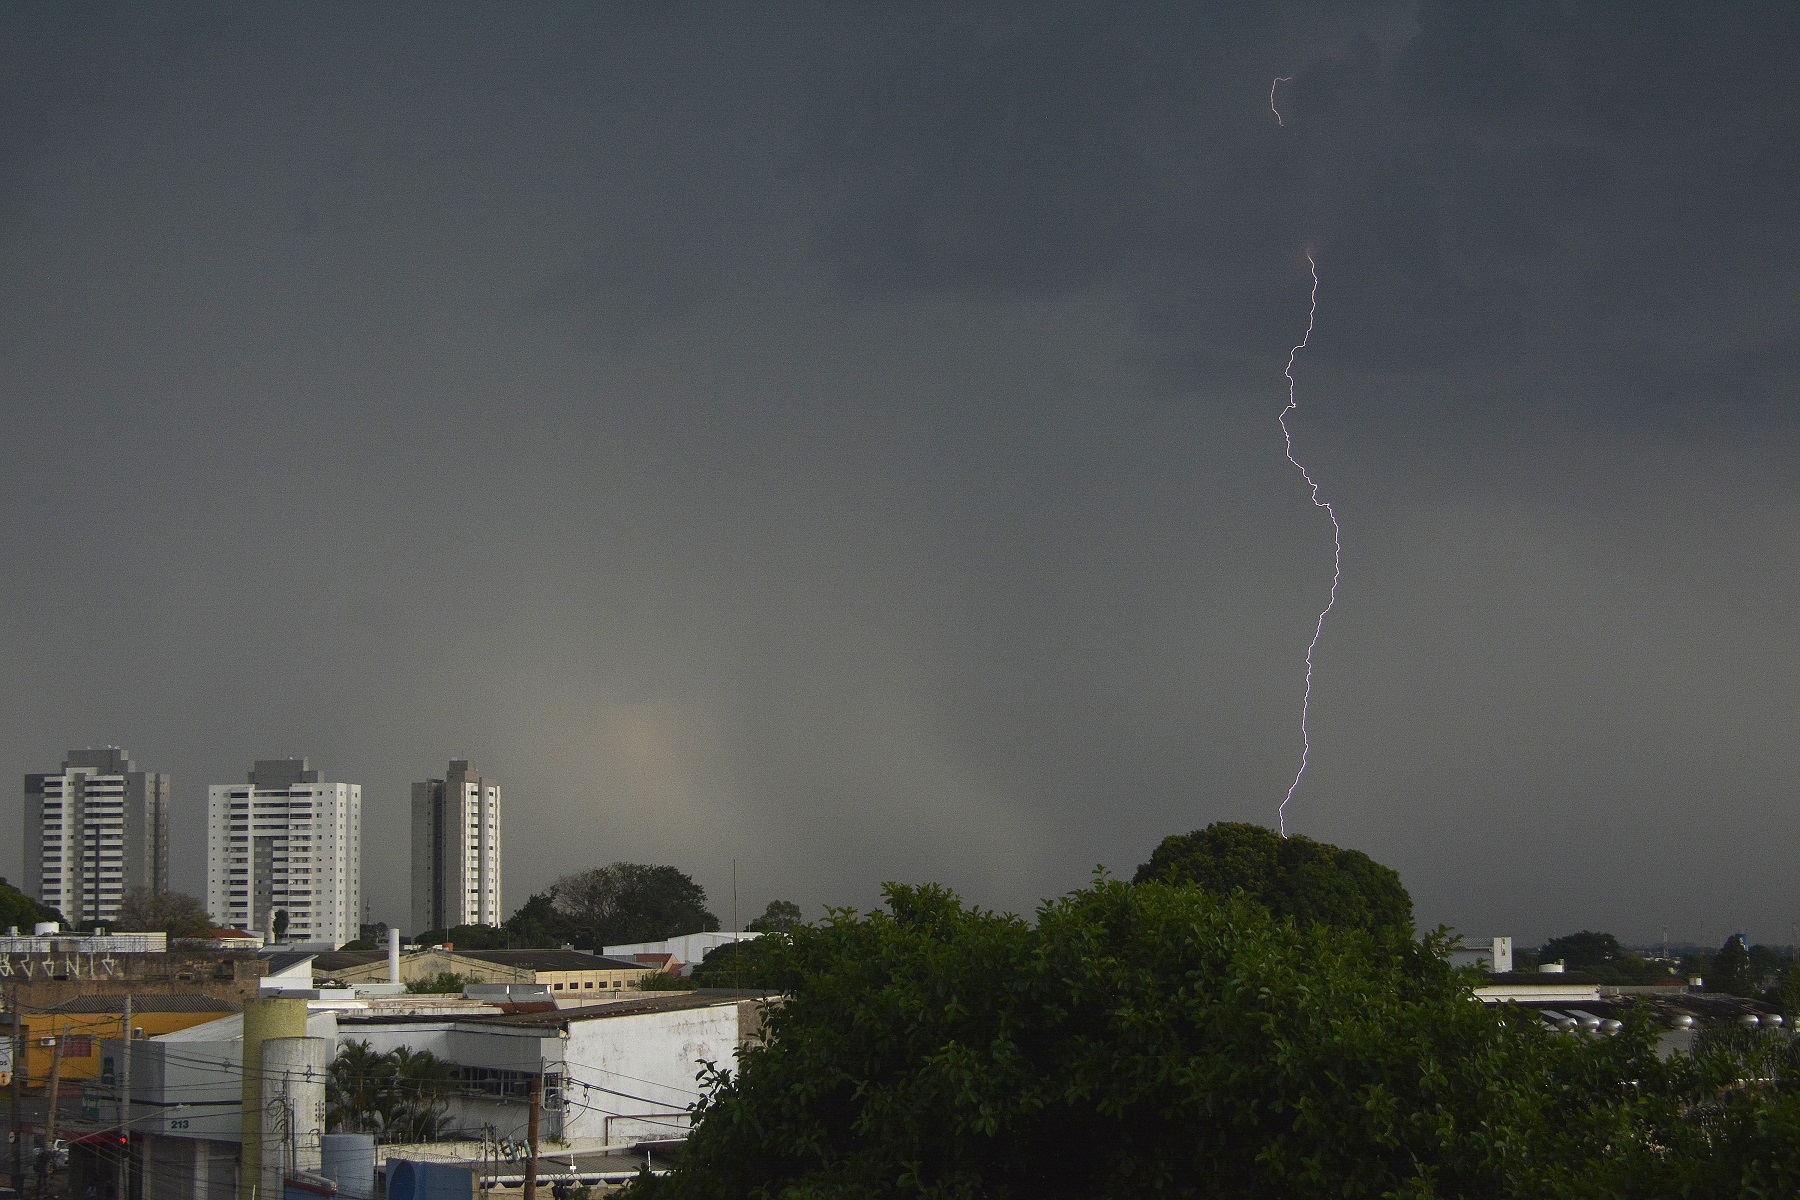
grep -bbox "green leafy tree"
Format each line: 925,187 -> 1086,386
690,936 -> 785,988
1529,931 -> 1667,984
1133,821 -> 1412,938
549,863 -> 719,950
386,1046 -> 456,1142
115,887 -> 218,938
631,878 -> 1667,1199
450,923 -> 508,949
1778,964 -> 1800,1019
326,1041 -> 457,1143
1712,935 -> 1752,995
1618,1024 -> 1800,1194
0,876 -> 64,931
501,891 -> 560,947
747,900 -> 803,933
327,1040 -> 392,1135
405,971 -> 471,995
413,923 -> 521,951
1747,943 -> 1786,992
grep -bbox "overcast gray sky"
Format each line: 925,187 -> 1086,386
4,3 -> 1796,948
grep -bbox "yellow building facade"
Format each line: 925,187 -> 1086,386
19,995 -> 240,1084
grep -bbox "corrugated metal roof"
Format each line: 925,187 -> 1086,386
335,988 -> 768,1030
309,950 -> 388,971
45,994 -> 243,1014
262,951 -> 318,973
458,950 -> 646,972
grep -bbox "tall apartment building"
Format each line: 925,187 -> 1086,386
206,758 -> 361,949
23,747 -> 170,927
411,759 -> 502,934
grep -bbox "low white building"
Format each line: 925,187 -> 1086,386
604,932 -> 761,971
125,991 -> 764,1200
1447,936 -> 1513,974
339,991 -> 761,1145
121,1005 -> 343,1200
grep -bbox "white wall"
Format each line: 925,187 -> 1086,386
602,932 -> 761,965
327,1001 -> 745,1147
560,1004 -> 743,1145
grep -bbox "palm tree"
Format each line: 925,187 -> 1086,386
327,1040 -> 395,1136
387,1046 -> 456,1143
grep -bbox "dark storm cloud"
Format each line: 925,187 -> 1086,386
1,3 -> 1796,951
777,2 -> 1800,422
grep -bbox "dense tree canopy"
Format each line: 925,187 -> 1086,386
412,878 -> 714,951
690,935 -> 785,988
748,899 -> 803,933
1532,930 -> 1675,986
548,863 -> 719,950
634,879 -> 1655,1199
1711,935 -> 1752,995
115,887 -> 217,938
0,876 -> 62,932
631,878 -> 1800,1199
502,891 -> 559,945
1540,930 -> 1622,970
326,1041 -> 455,1143
413,921 -> 547,951
1133,821 -> 1413,938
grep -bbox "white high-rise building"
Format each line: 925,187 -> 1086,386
24,748 -> 170,927
411,759 -> 501,934
207,758 -> 361,949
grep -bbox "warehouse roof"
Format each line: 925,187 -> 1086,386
457,949 -> 647,972
44,994 -> 242,1014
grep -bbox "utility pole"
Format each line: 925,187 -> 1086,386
731,860 -> 740,989
523,1074 -> 542,1200
42,1025 -> 66,1200
119,995 -> 133,1200
9,983 -> 24,1195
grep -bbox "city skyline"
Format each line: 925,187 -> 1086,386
10,732 -> 1790,951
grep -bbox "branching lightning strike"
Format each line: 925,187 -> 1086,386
1270,78 -> 1339,839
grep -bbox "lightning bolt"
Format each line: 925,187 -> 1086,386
1270,76 -> 1293,127
1275,253 -> 1337,838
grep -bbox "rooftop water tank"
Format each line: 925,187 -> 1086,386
322,1135 -> 376,1200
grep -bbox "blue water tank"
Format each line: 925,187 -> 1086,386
386,1159 -> 475,1200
